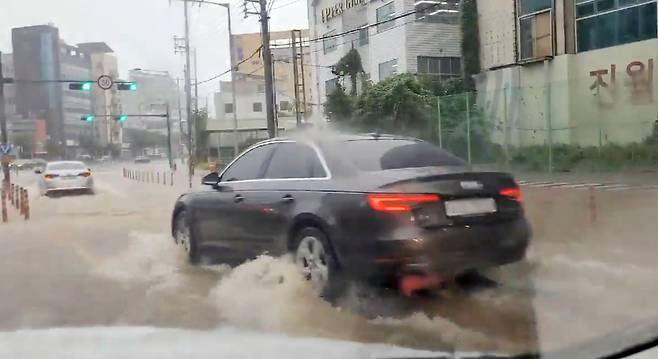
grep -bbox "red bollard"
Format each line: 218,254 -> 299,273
1,189 -> 7,223
171,172 -> 174,186
23,189 -> 29,220
9,184 -> 14,205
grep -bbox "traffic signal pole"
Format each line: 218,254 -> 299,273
0,52 -> 10,192
166,103 -> 173,169
259,0 -> 276,139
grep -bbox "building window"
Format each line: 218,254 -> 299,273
280,100 -> 291,111
325,78 -> 339,94
323,30 -> 337,54
252,102 -> 263,112
256,84 -> 265,93
379,59 -> 398,81
225,103 -> 234,114
358,25 -> 369,46
376,2 -> 395,32
415,0 -> 460,24
576,0 -> 657,52
517,0 -> 553,61
417,56 -> 461,79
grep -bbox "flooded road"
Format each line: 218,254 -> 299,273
2,161 -> 658,356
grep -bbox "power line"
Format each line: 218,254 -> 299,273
271,0 -> 301,10
192,45 -> 262,85
307,9 -> 418,43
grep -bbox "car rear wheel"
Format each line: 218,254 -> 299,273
293,227 -> 344,300
174,210 -> 199,264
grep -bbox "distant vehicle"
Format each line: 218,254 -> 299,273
99,155 -> 112,163
134,156 -> 151,164
77,154 -> 93,162
37,161 -> 94,196
9,158 -> 47,170
171,133 -> 530,298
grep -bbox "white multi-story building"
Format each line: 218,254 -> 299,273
307,0 -> 462,113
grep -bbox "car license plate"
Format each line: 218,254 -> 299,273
444,198 -> 497,217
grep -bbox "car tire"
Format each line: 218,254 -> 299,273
174,210 -> 200,264
293,227 -> 345,301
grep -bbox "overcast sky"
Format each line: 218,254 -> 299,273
0,0 -> 309,109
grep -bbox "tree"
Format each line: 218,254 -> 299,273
332,48 -> 364,95
193,109 -> 209,161
323,83 -> 354,123
355,73 -> 434,136
461,0 -> 481,91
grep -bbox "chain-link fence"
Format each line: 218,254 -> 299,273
432,78 -> 658,173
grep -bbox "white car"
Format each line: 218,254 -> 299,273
37,161 -> 95,196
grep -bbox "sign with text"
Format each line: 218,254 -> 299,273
589,58 -> 654,106
321,0 -> 366,22
0,143 -> 17,164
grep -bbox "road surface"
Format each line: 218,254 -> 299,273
2,161 -> 658,355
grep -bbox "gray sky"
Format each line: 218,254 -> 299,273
0,0 -> 309,110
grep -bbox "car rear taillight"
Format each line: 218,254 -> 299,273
79,171 -> 92,177
44,174 -> 58,179
499,187 -> 522,202
368,194 -> 440,213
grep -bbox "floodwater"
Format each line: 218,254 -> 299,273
2,162 -> 658,356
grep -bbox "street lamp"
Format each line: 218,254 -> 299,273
180,0 -> 239,158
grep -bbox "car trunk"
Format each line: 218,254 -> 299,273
364,168 -> 523,227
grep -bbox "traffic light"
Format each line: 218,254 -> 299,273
116,115 -> 128,123
117,82 -> 137,91
81,115 -> 95,122
69,82 -> 93,91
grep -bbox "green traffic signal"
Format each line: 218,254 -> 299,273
117,82 -> 137,91
69,82 -> 93,91
116,115 -> 129,123
81,115 -> 95,122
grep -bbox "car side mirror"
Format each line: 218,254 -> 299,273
34,169 -> 42,174
201,172 -> 219,186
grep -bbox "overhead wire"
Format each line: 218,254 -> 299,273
193,45 -> 262,85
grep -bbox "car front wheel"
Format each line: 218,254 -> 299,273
293,227 -> 344,300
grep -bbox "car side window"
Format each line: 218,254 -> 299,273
221,144 -> 274,182
264,142 -> 327,179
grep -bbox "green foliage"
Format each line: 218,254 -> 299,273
461,0 -> 480,90
324,83 -> 354,123
332,48 -> 364,95
355,73 -> 434,136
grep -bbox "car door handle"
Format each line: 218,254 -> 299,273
233,194 -> 244,203
282,194 -> 294,203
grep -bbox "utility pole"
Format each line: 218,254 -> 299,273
245,0 -> 275,138
291,29 -> 306,126
183,0 -> 194,187
0,52 -> 10,191
225,5 -> 239,158
176,78 -> 184,160
193,48 -> 199,114
166,102 -> 173,169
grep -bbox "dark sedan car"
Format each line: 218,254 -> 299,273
172,133 -> 530,297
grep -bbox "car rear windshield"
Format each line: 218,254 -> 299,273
47,162 -> 86,171
343,139 -> 466,171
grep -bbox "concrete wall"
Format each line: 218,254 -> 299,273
476,38 -> 658,147
477,0 -> 516,70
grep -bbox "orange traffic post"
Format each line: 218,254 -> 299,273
9,183 -> 14,205
1,189 -> 7,223
14,186 -> 20,210
170,172 -> 174,186
20,188 -> 25,216
23,189 -> 29,220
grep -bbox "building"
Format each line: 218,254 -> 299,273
229,30 -> 313,119
307,0 -> 462,114
77,42 -> 123,149
476,0 -> 658,147
11,24 -> 94,157
1,53 -> 16,118
122,69 -> 180,133
210,75 -> 297,155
